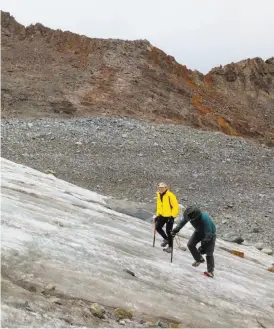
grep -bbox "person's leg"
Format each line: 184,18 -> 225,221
162,217 -> 174,252
187,232 -> 204,263
166,217 -> 174,247
206,235 -> 216,273
156,216 -> 168,240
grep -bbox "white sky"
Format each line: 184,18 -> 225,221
1,0 -> 274,73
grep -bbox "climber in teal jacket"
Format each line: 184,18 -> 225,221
172,206 -> 216,277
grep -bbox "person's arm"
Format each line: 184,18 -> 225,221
172,216 -> 188,234
169,193 -> 179,218
201,215 -> 214,245
156,193 -> 160,216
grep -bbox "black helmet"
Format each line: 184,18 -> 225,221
184,206 -> 201,222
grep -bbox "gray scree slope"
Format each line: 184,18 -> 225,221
1,117 -> 274,248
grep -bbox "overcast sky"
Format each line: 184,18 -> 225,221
1,0 -> 273,73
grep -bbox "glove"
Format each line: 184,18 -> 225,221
171,227 -> 179,237
198,246 -> 206,255
168,216 -> 174,224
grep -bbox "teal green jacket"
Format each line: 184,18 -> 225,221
174,211 -> 216,242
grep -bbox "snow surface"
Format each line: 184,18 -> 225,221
1,158 -> 274,327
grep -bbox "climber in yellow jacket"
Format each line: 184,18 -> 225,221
154,182 -> 179,253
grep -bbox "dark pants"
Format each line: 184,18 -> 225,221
187,231 -> 216,272
156,216 -> 174,247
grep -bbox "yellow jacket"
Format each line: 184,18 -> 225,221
156,190 -> 179,218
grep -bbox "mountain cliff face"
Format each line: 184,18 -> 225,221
2,11 -> 274,145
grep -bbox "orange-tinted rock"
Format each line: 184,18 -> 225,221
1,11 -> 273,145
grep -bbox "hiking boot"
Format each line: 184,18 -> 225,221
192,258 -> 205,267
163,246 -> 172,253
204,271 -> 214,278
161,239 -> 169,247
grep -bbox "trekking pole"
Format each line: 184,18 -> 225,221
153,222 -> 156,247
171,237 -> 174,263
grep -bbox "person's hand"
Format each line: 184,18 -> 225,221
171,228 -> 178,237
153,216 -> 159,224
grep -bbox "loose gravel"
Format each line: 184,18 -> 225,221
1,117 -> 274,249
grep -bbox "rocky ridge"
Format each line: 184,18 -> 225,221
1,11 -> 274,145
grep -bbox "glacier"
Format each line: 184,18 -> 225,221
1,158 -> 274,327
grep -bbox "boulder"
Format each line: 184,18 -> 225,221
261,248 -> 273,255
90,303 -> 106,318
41,284 -> 56,295
114,308 -> 133,320
223,233 -> 244,244
169,323 -> 182,328
255,242 -> 264,250
157,320 -> 169,328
